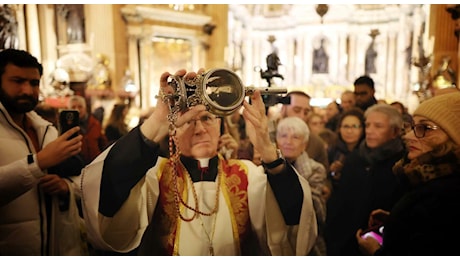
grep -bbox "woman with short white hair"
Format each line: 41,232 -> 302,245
276,116 -> 328,256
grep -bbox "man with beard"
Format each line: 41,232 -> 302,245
0,49 -> 85,255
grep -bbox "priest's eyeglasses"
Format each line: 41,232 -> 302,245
186,114 -> 219,127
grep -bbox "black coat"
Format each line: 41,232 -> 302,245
325,139 -> 405,255
327,138 -> 358,191
376,167 -> 460,255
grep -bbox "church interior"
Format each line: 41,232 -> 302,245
1,4 -> 459,124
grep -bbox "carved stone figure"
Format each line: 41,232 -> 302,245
57,4 -> 85,44
365,40 -> 377,75
312,38 -> 329,74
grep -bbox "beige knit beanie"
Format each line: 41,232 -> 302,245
413,92 -> 460,145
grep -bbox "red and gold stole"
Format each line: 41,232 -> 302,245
154,155 -> 251,255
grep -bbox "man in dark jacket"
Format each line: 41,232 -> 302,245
353,75 -> 377,112
325,104 -> 405,255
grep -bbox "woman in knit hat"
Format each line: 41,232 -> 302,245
356,92 -> 460,255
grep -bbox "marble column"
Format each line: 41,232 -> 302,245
14,4 -> 26,51
85,5 -> 116,87
25,4 -> 41,61
37,4 -> 58,81
127,33 -> 141,108
386,32 -> 397,101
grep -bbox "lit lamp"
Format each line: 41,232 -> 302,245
118,68 -> 138,106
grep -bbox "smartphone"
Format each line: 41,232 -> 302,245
361,231 -> 383,245
59,110 -> 79,139
361,225 -> 384,245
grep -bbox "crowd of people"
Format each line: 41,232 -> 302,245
1,48 -> 460,256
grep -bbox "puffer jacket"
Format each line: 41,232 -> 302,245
0,103 -> 79,255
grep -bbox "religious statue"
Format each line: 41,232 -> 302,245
57,4 -> 85,44
365,29 -> 380,75
257,47 -> 284,87
312,38 -> 329,73
365,40 -> 377,75
0,5 -> 19,50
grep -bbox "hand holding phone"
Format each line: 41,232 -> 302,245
361,231 -> 383,245
361,225 -> 384,245
59,110 -> 80,139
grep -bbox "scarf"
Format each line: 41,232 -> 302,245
293,152 -> 328,256
358,137 -> 404,165
293,152 -> 326,223
393,151 -> 460,187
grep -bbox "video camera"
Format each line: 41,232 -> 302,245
261,93 -> 290,107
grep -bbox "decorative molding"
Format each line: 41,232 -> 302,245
126,24 -> 200,42
56,42 -> 92,55
120,6 -> 143,23
121,6 -> 211,26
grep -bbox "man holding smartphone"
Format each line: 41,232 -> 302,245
0,49 -> 85,255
